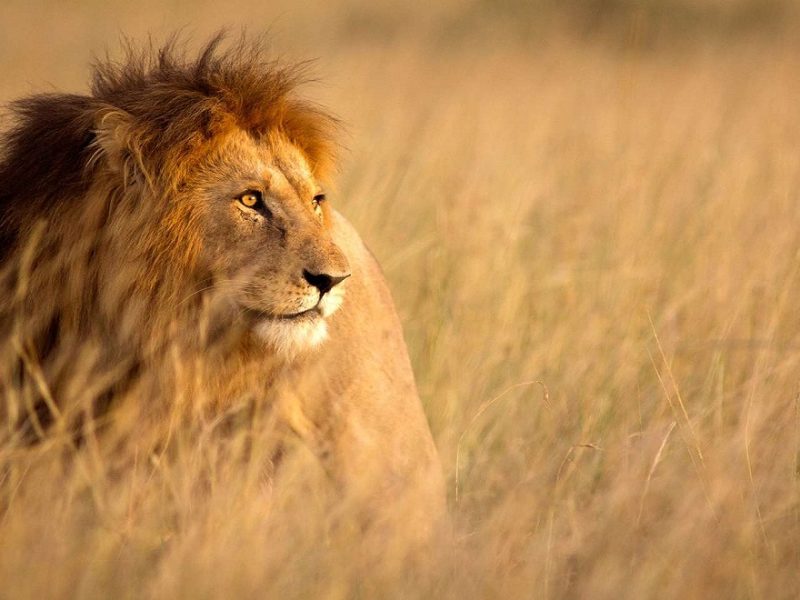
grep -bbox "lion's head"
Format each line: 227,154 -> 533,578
0,36 -> 352,359
184,128 -> 351,355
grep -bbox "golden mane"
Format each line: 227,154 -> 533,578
0,34 -> 338,257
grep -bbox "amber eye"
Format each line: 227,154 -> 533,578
312,193 -> 326,209
238,190 -> 263,209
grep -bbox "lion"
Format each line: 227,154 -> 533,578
0,36 -> 445,535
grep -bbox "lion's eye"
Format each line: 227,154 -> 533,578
312,193 -> 326,207
238,190 -> 263,209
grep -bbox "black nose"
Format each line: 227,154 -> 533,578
303,269 -> 350,295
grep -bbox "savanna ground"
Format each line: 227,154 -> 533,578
1,1 -> 800,598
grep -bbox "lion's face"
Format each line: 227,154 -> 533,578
180,130 -> 350,356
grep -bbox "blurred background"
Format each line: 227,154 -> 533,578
2,1 -> 800,598
2,0 -> 799,99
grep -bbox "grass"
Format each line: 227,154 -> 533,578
2,2 -> 800,598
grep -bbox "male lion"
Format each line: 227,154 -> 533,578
0,37 -> 444,534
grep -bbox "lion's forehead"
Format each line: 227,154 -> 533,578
203,130 -> 316,198
263,166 -> 311,200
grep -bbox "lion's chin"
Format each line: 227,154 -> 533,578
252,313 -> 329,358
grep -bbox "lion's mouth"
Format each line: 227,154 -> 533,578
242,306 -> 322,322
276,307 -> 321,321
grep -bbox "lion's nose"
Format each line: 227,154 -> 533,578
303,269 -> 351,295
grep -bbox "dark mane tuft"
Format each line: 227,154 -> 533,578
0,94 -> 97,256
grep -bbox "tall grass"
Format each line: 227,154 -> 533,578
2,2 -> 800,598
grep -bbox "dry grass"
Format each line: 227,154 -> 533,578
2,1 -> 800,598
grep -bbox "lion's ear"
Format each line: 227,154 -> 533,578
92,108 -> 149,187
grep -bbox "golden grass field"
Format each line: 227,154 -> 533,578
2,1 -> 800,598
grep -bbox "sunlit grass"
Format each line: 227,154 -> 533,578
2,3 -> 800,598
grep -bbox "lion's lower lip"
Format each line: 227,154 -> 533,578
277,307 -> 320,320
244,306 -> 320,321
